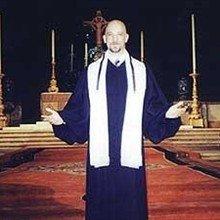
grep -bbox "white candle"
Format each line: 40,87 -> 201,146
84,42 -> 88,67
71,43 -> 73,54
51,29 -> 55,62
191,14 -> 196,73
70,44 -> 73,72
140,30 -> 144,62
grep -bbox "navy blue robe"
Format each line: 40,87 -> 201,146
53,60 -> 181,220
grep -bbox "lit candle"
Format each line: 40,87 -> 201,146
140,30 -> 144,62
51,29 -> 55,62
191,14 -> 196,73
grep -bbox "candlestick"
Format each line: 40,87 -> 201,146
0,13 -> 1,74
0,13 -> 7,128
188,14 -> 204,127
191,14 -> 196,73
51,29 -> 55,62
48,29 -> 59,93
140,30 -> 144,62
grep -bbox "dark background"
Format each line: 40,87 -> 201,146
0,0 -> 219,123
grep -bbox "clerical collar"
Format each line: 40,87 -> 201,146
105,50 -> 126,67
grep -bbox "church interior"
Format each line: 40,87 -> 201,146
0,0 -> 219,219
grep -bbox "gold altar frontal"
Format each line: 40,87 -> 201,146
40,92 -> 72,115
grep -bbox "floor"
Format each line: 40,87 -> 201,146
0,147 -> 219,220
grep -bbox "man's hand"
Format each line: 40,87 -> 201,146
165,101 -> 189,119
41,108 -> 65,125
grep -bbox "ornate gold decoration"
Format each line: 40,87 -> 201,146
48,61 -> 59,93
188,72 -> 204,127
0,13 -> 7,129
0,71 -> 7,129
188,14 -> 204,127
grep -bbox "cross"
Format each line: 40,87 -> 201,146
84,10 -> 108,47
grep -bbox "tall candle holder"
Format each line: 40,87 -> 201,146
48,60 -> 59,93
0,70 -> 7,129
0,14 -> 7,129
188,14 -> 204,127
188,72 -> 204,127
48,29 -> 59,93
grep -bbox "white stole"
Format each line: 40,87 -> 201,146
88,50 -> 146,169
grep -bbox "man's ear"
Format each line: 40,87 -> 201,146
125,34 -> 129,43
103,35 -> 106,43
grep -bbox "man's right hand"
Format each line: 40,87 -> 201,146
41,108 -> 65,125
165,101 -> 189,119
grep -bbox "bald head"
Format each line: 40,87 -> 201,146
105,20 -> 127,35
103,19 -> 129,54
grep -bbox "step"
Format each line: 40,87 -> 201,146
0,133 -> 54,138
145,140 -> 220,145
0,137 -> 59,143
0,141 -> 68,148
2,122 -> 52,132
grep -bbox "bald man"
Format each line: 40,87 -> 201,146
42,20 -> 187,220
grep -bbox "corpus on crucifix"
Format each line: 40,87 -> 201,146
84,10 -> 108,61
84,10 -> 108,47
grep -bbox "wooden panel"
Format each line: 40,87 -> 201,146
40,92 -> 72,115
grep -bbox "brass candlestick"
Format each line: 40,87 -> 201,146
48,29 -> 59,93
188,72 -> 204,127
187,14 -> 204,127
0,13 -> 7,129
0,70 -> 7,129
48,61 -> 59,93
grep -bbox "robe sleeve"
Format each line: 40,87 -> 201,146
52,70 -> 89,144
142,65 -> 181,144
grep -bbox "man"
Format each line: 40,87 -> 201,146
42,20 -> 187,220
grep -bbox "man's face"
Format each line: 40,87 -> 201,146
103,21 -> 129,53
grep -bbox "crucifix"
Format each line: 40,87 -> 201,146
84,10 -> 108,47
84,11 -> 108,62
